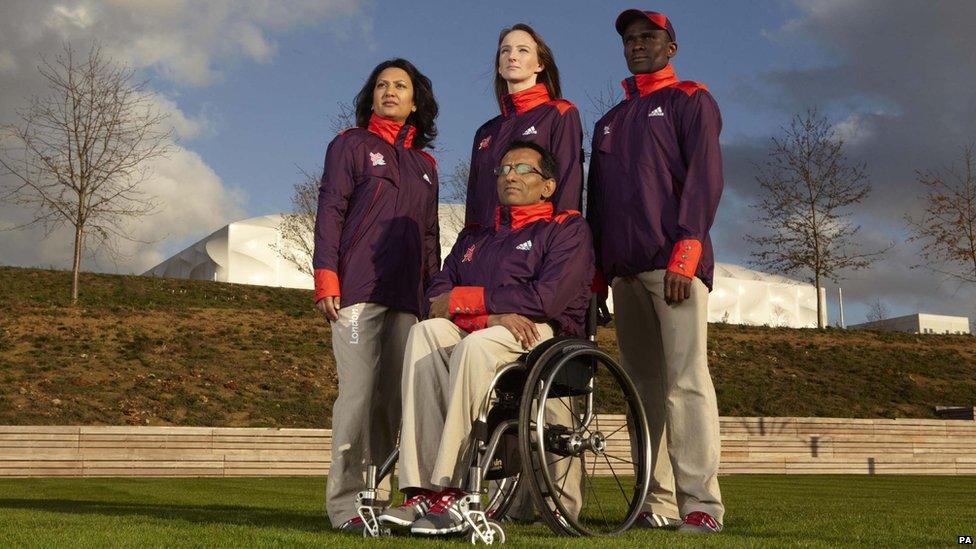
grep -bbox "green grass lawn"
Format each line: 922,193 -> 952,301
0,475 -> 972,547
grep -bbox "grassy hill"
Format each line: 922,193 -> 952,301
1,266 -> 974,427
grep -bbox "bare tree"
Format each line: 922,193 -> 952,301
746,109 -> 886,328
0,43 -> 170,304
271,168 -> 318,276
328,101 -> 356,136
583,82 -> 622,153
905,145 -> 976,284
579,82 -> 622,215
865,297 -> 890,323
439,160 -> 468,244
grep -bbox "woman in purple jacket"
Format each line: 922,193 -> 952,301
464,23 -> 583,227
312,58 -> 440,532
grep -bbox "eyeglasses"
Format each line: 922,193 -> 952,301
493,163 -> 545,177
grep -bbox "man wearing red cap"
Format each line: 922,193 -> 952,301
586,9 -> 725,533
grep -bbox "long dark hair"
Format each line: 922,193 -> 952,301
493,23 -> 562,108
354,58 -> 438,149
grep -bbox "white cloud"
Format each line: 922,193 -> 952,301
0,0 -> 366,273
831,114 -> 873,148
76,0 -> 363,86
149,94 -> 212,140
0,146 -> 246,274
48,3 -> 96,31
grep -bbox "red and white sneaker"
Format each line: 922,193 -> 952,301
678,511 -> 723,533
410,488 -> 468,535
378,491 -> 434,527
337,515 -> 366,533
635,511 -> 681,529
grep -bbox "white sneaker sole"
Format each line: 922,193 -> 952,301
410,523 -> 467,535
377,514 -> 414,527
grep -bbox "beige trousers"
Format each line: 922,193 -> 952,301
398,318 -> 581,517
612,270 -> 724,522
326,302 -> 417,527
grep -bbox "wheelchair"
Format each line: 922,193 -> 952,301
356,298 -> 652,543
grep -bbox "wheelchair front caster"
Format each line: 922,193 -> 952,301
362,525 -> 391,538
356,487 -> 390,538
469,519 -> 506,544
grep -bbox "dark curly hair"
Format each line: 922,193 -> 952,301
354,58 -> 438,149
493,23 -> 562,108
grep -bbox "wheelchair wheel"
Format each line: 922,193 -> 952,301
517,341 -> 651,536
483,474 -> 519,519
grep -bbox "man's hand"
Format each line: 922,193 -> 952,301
315,296 -> 341,322
664,271 -> 692,306
488,313 -> 541,350
428,292 -> 450,319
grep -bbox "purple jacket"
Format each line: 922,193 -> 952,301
465,83 -> 583,227
428,202 -> 593,338
587,64 -> 723,289
313,113 -> 440,316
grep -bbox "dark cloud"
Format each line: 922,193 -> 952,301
716,0 -> 976,325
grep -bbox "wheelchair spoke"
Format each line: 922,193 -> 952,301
554,396 -> 590,436
552,455 -> 578,508
605,422 -> 627,439
544,454 -> 571,468
580,460 -> 610,527
602,453 -> 630,502
604,453 -> 636,466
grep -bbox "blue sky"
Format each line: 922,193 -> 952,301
171,1 -> 824,216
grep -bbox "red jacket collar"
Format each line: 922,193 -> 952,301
500,83 -> 551,116
494,202 -> 554,231
367,113 -> 416,148
621,64 -> 679,99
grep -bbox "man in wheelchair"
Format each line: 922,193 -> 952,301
378,140 -> 594,536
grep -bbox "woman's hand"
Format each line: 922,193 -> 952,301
428,293 -> 450,319
315,296 -> 341,322
488,313 -> 541,350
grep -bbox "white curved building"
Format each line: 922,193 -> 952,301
143,214 -> 313,290
145,207 -> 820,328
707,263 -> 820,328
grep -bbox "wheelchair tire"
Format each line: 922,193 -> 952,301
517,341 -> 651,536
483,473 -> 519,520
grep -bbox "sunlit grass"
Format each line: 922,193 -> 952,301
0,475 -> 972,547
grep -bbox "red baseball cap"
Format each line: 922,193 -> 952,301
615,9 -> 676,42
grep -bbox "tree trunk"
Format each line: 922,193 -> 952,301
71,225 -> 83,305
815,271 -> 823,329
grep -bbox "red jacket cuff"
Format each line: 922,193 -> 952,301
666,239 -> 702,278
449,286 -> 486,316
314,269 -> 340,302
591,271 -> 608,293
453,313 -> 488,332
